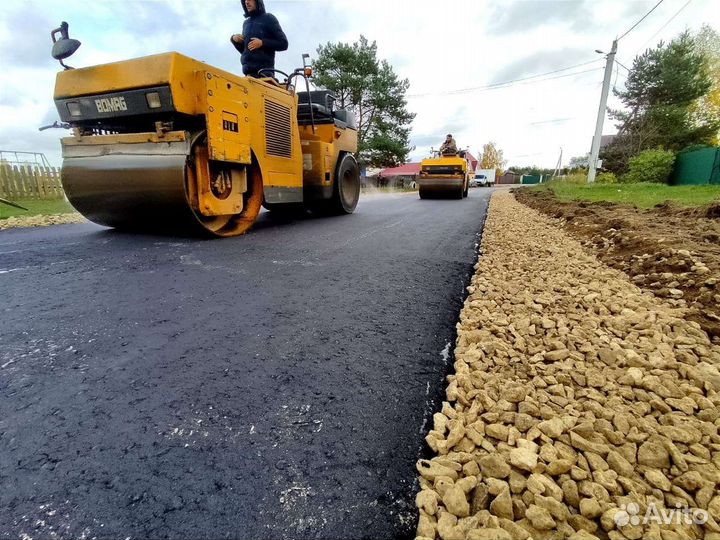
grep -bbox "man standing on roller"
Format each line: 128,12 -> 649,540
231,0 -> 288,78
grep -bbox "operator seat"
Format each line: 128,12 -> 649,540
296,90 -> 357,130
297,91 -> 335,123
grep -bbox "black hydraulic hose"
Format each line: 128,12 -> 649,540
286,70 -> 316,133
301,73 -> 316,134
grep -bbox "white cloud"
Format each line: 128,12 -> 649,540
0,0 -> 716,168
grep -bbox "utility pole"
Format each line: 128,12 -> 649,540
587,39 -> 617,183
552,147 -> 563,178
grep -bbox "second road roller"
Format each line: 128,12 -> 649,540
48,23 -> 360,237
417,148 -> 470,200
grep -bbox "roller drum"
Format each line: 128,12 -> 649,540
62,154 -> 199,230
60,135 -> 222,234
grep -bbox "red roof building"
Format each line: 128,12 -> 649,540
379,153 -> 478,179
378,163 -> 422,178
465,152 -> 478,172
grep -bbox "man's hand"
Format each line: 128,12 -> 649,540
231,34 -> 244,43
247,38 -> 263,51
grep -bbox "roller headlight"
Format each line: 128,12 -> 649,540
67,101 -> 81,117
145,91 -> 162,109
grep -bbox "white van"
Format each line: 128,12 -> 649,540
473,168 -> 496,187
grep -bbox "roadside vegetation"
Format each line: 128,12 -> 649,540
526,26 -> 720,201
600,27 -> 719,176
478,142 -> 507,180
531,180 -> 720,208
0,198 -> 75,220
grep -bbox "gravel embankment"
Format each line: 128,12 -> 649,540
0,213 -> 85,230
415,191 -> 720,540
514,188 -> 720,341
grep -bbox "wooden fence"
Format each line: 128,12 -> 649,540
0,163 -> 64,200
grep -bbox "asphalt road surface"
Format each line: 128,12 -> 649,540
0,188 -> 491,539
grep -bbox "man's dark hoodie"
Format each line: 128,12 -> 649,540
231,0 -> 288,77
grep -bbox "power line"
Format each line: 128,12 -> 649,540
447,67 -> 602,94
617,0 -> 665,40
530,117 -> 575,126
617,0 -> 693,74
481,58 -> 601,84
614,59 -> 631,72
634,0 -> 693,54
410,58 -> 601,96
408,61 -> 603,98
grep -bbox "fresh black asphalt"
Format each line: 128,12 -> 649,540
0,189 -> 491,539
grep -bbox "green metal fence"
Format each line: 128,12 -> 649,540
670,147 -> 720,185
520,174 -> 542,184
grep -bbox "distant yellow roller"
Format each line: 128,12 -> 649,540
417,152 -> 470,200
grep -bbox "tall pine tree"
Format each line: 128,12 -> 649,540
312,36 -> 415,167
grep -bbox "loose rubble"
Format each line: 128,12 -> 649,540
0,213 -> 85,230
415,192 -> 720,540
515,189 -> 720,341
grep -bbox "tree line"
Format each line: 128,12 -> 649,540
312,25 -> 719,181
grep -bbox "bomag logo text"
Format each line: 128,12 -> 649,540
95,97 -> 128,113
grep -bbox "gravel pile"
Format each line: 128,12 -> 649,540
415,192 -> 720,540
0,213 -> 85,230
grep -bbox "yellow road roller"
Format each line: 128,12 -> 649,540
49,23 -> 360,236
417,151 -> 470,200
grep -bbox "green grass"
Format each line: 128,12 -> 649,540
0,198 -> 76,219
534,181 -> 720,209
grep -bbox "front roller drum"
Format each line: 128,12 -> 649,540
61,132 -> 263,237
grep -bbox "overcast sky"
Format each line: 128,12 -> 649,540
0,0 -> 716,168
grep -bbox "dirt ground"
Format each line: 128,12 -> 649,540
515,188 -> 720,343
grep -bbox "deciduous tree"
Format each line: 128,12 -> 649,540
478,142 -> 507,178
568,153 -> 589,170
692,24 -> 720,145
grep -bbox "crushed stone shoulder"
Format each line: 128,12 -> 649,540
414,191 -> 720,540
